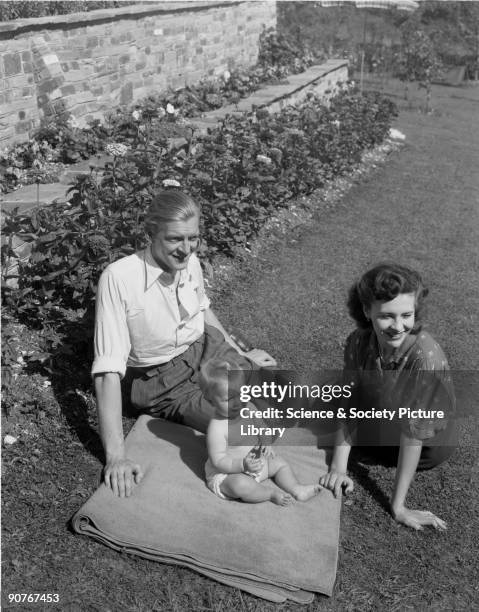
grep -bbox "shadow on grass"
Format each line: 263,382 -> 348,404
49,316 -> 105,465
348,448 -> 392,514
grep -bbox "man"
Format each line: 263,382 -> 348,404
92,189 -> 276,497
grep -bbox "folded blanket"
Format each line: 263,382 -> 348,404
72,416 -> 341,602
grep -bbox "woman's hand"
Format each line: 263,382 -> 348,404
245,349 -> 277,367
319,470 -> 354,498
391,506 -> 447,531
104,457 -> 144,498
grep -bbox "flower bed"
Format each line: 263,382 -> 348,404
1,84 -> 397,390
0,28 -> 318,196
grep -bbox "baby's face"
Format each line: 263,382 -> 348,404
207,381 -> 243,419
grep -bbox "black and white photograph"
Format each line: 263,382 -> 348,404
1,0 -> 478,609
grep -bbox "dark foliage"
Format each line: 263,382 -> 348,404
0,1 -> 137,21
278,1 -> 479,77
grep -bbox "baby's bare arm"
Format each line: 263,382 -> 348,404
207,419 -> 245,474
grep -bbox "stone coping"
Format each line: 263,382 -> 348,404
0,183 -> 69,215
0,2 -> 244,36
201,60 -> 347,118
0,59 -> 348,215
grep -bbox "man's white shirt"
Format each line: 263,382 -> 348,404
92,249 -> 210,377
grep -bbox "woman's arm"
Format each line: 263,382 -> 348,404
95,372 -> 143,497
390,433 -> 446,530
204,307 -> 277,367
319,424 -> 354,497
319,331 -> 360,496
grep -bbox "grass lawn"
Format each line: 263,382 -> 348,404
2,80 -> 478,611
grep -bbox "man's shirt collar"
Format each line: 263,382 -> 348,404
143,246 -> 187,291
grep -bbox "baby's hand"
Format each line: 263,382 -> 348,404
261,446 -> 275,460
251,444 -> 275,459
243,451 -> 264,474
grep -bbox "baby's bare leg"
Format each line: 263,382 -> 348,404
268,456 -> 322,502
221,474 -> 293,506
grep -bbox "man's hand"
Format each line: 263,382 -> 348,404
103,457 -> 144,498
319,470 -> 354,498
243,451 -> 264,474
245,349 -> 277,367
391,506 -> 447,531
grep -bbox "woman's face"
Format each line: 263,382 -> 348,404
365,293 -> 416,353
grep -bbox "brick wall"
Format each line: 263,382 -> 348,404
0,1 -> 276,147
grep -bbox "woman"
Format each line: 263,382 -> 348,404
320,263 -> 457,530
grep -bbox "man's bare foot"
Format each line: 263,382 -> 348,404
271,491 -> 294,506
292,484 -> 322,502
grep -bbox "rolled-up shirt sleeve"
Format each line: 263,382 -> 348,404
396,365 -> 454,440
92,268 -> 131,378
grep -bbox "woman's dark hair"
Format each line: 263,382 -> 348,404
347,263 -> 429,331
145,189 -> 199,238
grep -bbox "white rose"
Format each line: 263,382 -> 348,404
67,115 -> 80,129
162,178 -> 181,187
389,128 -> 406,141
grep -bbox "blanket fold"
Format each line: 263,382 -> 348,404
72,416 -> 340,603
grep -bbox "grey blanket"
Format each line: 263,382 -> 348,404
72,416 -> 340,603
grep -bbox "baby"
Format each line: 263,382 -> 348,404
200,358 -> 322,505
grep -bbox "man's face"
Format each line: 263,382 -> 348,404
150,214 -> 200,273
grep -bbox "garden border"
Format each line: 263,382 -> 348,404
0,1 -> 276,146
0,59 -> 348,215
